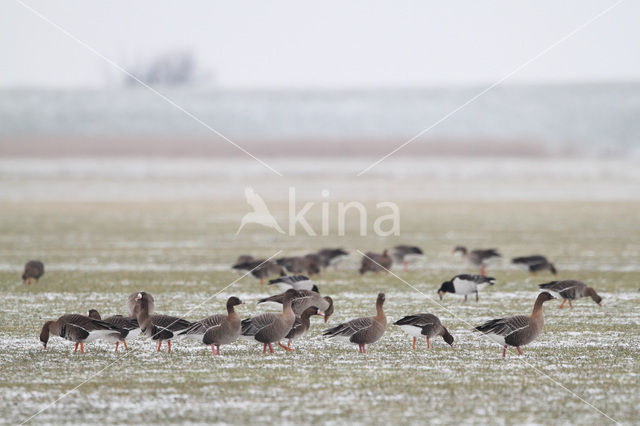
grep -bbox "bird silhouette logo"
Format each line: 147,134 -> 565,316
236,187 -> 285,234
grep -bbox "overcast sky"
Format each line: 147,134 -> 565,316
1,0 -> 639,89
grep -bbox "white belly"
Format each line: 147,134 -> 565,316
397,325 -> 424,338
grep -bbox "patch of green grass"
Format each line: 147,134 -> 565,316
1,201 -> 639,424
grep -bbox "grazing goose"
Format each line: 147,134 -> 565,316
317,248 -> 349,270
130,292 -> 193,353
359,250 -> 392,275
268,275 -> 316,291
323,293 -> 387,353
39,314 -> 124,353
438,274 -> 495,302
390,245 -> 423,271
394,313 -> 454,350
452,246 -> 501,276
22,260 -> 44,285
475,292 -> 555,357
538,280 -> 602,308
512,255 -> 557,275
258,287 -> 334,322
280,307 -> 320,351
276,255 -> 321,276
87,309 -> 140,352
241,289 -> 300,353
235,255 -> 254,264
179,296 -> 243,354
232,259 -> 286,284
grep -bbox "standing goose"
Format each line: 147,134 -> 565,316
438,274 -> 495,302
280,307 -> 320,351
538,280 -> 602,308
359,251 -> 392,275
394,313 -> 454,350
22,260 -> 44,285
276,255 -> 321,276
241,289 -> 300,353
130,292 -> 193,353
258,287 -> 334,323
475,292 -> 555,357
512,255 -> 557,275
317,248 -> 349,270
390,245 -> 423,271
87,309 -> 140,352
452,246 -> 501,276
268,275 -> 316,291
323,293 -> 387,353
178,296 -> 244,355
232,259 -> 286,284
39,314 -> 124,353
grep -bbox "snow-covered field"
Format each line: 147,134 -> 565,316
1,161 -> 639,424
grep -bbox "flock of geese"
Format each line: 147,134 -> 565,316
30,244 -> 604,358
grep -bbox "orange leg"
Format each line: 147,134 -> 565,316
211,344 -> 217,354
260,278 -> 264,285
216,346 -> 221,355
480,265 -> 486,276
403,261 -> 408,271
568,300 -> 573,308
517,346 -> 523,355
157,340 -> 162,352
167,340 -> 172,353
27,278 -> 32,285
123,340 -> 128,350
263,343 -> 268,354
80,342 -> 84,354
115,341 -> 120,352
559,299 -> 566,309
412,337 -> 416,349
268,343 -> 274,353
278,341 -> 294,351
502,346 -> 507,358
362,345 -> 366,354
74,342 -> 79,353
426,337 -> 430,350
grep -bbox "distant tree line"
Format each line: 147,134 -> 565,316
122,49 -> 211,87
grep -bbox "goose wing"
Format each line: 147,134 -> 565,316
241,313 -> 280,337
475,315 -> 530,338
323,317 -> 374,338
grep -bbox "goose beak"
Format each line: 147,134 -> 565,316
42,343 -> 47,349
135,293 -> 142,301
324,314 -> 330,323
438,291 -> 444,301
598,302 -> 603,307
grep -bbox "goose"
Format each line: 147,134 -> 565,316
475,292 -> 555,357
276,255 -> 321,276
438,274 -> 495,302
452,246 -> 501,276
323,293 -> 386,353
512,255 -> 557,275
359,250 -> 392,275
232,259 -> 286,284
317,248 -> 349,270
178,296 -> 244,354
258,287 -> 334,322
22,260 -> 44,285
268,275 -> 316,291
538,280 -> 602,308
235,255 -> 254,265
87,309 -> 140,352
390,245 -> 423,271
129,292 -> 193,353
39,314 -> 124,353
241,289 -> 300,353
280,306 -> 320,350
394,313 -> 454,350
